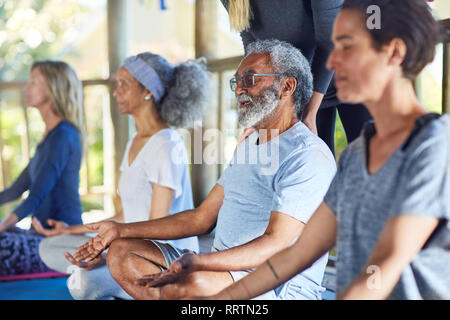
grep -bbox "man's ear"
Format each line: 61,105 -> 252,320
280,77 -> 297,99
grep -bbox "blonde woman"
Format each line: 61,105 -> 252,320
0,60 -> 85,276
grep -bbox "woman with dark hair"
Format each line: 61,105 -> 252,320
35,52 -> 210,299
208,0 -> 449,300
220,0 -> 372,154
0,60 -> 85,276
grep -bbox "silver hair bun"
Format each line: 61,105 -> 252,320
137,53 -> 211,128
160,58 -> 211,128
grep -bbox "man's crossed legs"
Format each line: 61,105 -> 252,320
106,239 -> 234,300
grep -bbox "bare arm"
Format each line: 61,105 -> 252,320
32,217 -> 95,236
193,211 -> 304,272
301,91 -> 325,135
338,215 -> 439,300
148,183 -> 174,220
211,203 -> 337,300
136,210 -> 307,288
73,184 -> 224,262
118,183 -> 223,239
32,196 -> 126,237
61,185 -> 176,270
109,208 -> 124,223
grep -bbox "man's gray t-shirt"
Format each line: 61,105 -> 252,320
216,121 -> 336,300
324,114 -> 450,299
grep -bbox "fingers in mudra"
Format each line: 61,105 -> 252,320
139,269 -> 183,288
74,242 -> 94,261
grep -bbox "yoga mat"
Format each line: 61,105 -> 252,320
0,277 -> 72,300
0,271 -> 68,282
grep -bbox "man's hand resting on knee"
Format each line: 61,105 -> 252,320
73,221 -> 122,262
136,252 -> 200,288
65,251 -> 107,271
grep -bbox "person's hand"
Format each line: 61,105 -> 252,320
136,269 -> 181,288
136,252 -> 200,288
300,91 -> 323,136
72,220 -> 121,262
32,217 -> 68,237
64,251 -> 106,271
0,213 -> 19,234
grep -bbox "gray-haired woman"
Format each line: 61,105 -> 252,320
34,52 -> 210,299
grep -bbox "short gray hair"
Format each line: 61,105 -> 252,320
136,52 -> 211,128
246,39 -> 313,117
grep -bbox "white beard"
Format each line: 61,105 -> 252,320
237,86 -> 280,128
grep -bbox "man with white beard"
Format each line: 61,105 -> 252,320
71,39 -> 337,300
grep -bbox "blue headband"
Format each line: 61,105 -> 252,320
122,55 -> 166,104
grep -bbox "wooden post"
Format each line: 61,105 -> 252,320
192,0 -> 219,206
444,42 -> 449,114
20,95 -> 30,162
0,98 -> 5,190
195,0 -> 218,59
442,19 -> 450,114
107,0 -> 129,214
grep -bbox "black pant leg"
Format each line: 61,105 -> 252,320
317,106 -> 337,155
337,103 -> 372,144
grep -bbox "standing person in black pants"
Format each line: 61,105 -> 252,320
220,0 -> 372,154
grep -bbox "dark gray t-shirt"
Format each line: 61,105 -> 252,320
324,114 -> 450,299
